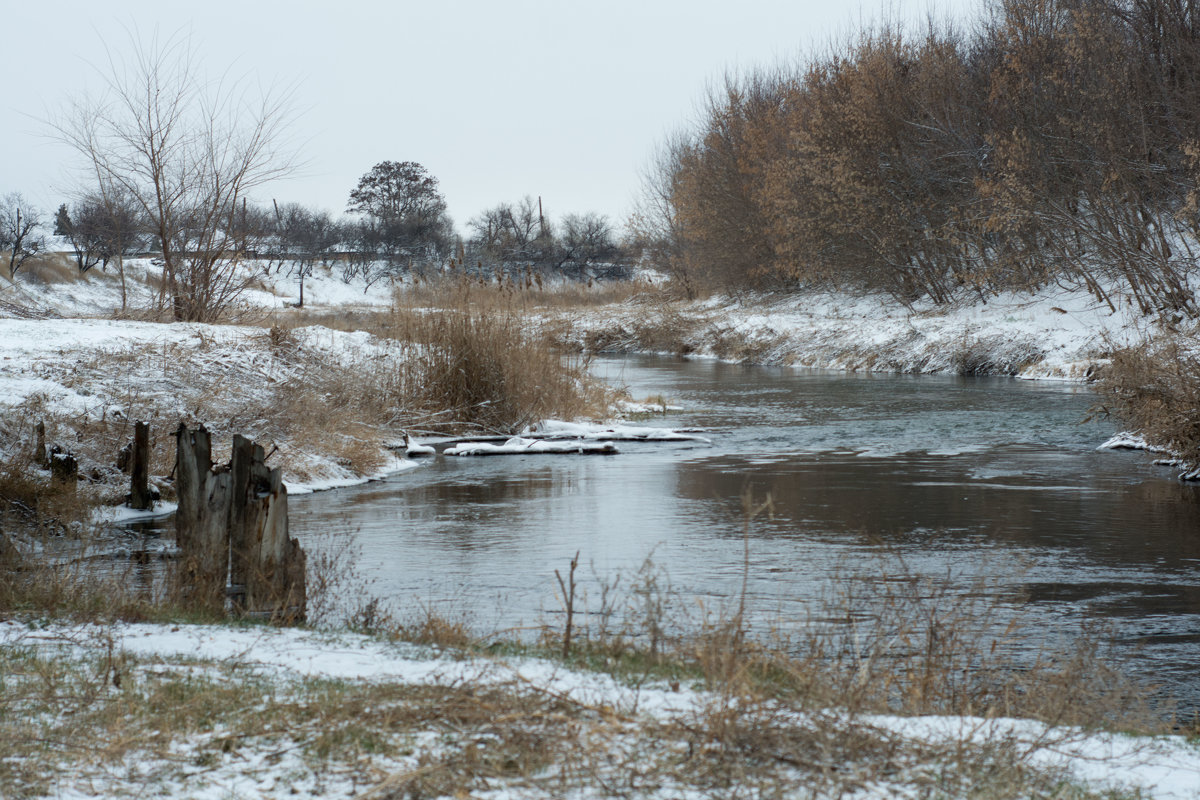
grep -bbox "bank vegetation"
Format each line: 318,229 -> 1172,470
639,0 -> 1200,320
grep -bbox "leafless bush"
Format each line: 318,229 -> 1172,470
1092,334 -> 1200,473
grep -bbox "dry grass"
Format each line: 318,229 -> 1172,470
270,280 -> 620,436
0,279 -> 618,505
0,577 -> 1158,800
393,270 -> 661,310
4,253 -> 78,285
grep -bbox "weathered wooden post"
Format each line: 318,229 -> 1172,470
128,421 -> 153,511
229,435 -> 305,622
174,425 -> 306,621
34,421 -> 47,468
174,424 -> 231,611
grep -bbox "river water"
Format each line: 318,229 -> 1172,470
290,355 -> 1200,704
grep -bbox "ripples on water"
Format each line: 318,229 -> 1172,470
287,355 -> 1200,704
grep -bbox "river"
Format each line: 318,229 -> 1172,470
289,355 -> 1200,706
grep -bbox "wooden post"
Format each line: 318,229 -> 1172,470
173,424 -> 228,611
34,421 -> 47,468
129,421 -> 153,510
229,435 -> 306,622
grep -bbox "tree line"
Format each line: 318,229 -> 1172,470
1,31 -> 632,323
2,159 -> 632,317
640,0 -> 1200,314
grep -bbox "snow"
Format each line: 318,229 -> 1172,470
0,257 -> 400,317
564,284 -> 1170,381
405,441 -> 437,456
4,618 -> 1200,800
283,451 -> 422,494
523,419 -> 711,442
866,714 -> 1200,800
92,501 -> 178,525
0,313 -> 432,495
3,265 -> 1199,796
444,436 -> 620,456
1097,431 -> 1169,453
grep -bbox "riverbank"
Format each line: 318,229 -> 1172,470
547,283 -> 1200,477
0,271 -> 1192,527
553,284 -> 1175,380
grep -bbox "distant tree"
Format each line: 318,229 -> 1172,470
467,196 -> 555,271
54,193 -> 144,276
54,204 -> 100,273
272,203 -> 343,305
558,213 -> 619,272
0,193 -> 46,277
630,132 -> 693,294
347,161 -> 453,266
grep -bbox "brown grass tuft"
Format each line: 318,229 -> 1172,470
8,253 -> 78,285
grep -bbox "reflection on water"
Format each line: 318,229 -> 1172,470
290,355 -> 1200,703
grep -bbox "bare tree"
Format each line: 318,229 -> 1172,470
630,131 -> 694,295
467,196 -> 555,271
55,192 -> 145,277
559,212 -> 618,272
0,193 -> 46,278
272,203 -> 342,306
52,29 -> 300,321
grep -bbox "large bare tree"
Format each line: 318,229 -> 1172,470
53,30 -> 300,321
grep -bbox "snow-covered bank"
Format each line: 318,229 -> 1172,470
0,316 -> 423,503
562,285 -> 1174,380
0,256 -> 399,317
2,618 -> 1198,800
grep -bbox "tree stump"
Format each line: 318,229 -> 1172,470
174,425 -> 306,621
229,435 -> 306,621
48,446 -> 77,492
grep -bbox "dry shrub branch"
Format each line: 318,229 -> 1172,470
1093,334 -> 1200,473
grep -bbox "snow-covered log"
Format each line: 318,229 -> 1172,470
444,436 -> 618,456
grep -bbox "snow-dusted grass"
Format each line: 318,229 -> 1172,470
0,255 -> 400,319
0,618 -> 1195,799
0,277 -> 618,529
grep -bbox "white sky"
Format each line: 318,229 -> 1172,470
3,0 -> 976,234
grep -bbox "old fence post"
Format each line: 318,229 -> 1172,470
34,421 -> 47,468
174,424 -> 230,611
48,446 -> 78,491
174,425 -> 306,621
129,421 -> 153,511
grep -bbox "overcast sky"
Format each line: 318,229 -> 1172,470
3,0 -> 976,233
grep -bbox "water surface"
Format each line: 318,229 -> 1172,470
291,356 -> 1200,702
